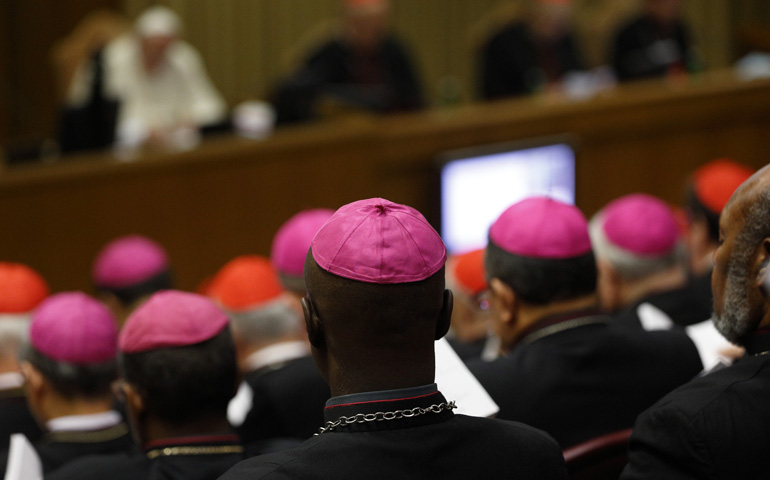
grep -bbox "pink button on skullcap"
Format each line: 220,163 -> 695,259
599,193 -> 679,256
489,197 -> 591,259
271,209 -> 335,278
311,198 -> 446,284
31,292 -> 118,365
119,290 -> 228,354
93,235 -> 169,289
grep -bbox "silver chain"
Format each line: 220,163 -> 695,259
314,400 -> 457,435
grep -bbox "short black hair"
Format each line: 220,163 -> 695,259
120,328 -> 237,425
96,269 -> 173,307
305,254 -> 446,331
485,238 -> 597,305
23,346 -> 117,399
686,186 -> 720,243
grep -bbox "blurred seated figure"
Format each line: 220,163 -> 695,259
272,0 -> 425,124
92,235 -> 173,328
479,0 -> 584,100
48,291 -> 244,480
444,249 -> 495,361
610,0 -> 698,82
0,293 -> 132,477
621,165 -> 770,480
53,10 -> 130,154
62,6 -> 227,153
270,209 -> 335,306
206,256 -> 329,450
683,159 -> 755,313
590,194 -> 710,330
467,197 -> 702,448
0,263 -> 49,450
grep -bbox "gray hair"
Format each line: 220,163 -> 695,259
0,315 -> 30,358
227,299 -> 301,345
713,186 -> 770,343
589,213 -> 686,281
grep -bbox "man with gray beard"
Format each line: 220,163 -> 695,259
621,164 -> 770,480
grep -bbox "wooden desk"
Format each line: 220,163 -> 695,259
2,71 -> 769,292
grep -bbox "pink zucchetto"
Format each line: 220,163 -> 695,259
119,290 -> 228,354
271,209 -> 335,278
311,198 -> 446,284
489,197 -> 591,259
93,235 -> 169,289
30,292 -> 118,365
599,193 -> 679,256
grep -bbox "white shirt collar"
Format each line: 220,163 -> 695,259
46,410 -> 122,432
0,372 -> 24,390
244,340 -> 309,372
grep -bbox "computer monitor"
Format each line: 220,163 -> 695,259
439,138 -> 576,254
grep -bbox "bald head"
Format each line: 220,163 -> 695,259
712,165 -> 770,344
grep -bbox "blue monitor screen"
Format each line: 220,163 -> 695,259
440,141 -> 576,254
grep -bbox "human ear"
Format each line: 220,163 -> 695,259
20,362 -> 44,402
489,278 -> 517,325
122,383 -> 145,419
754,239 -> 770,296
435,289 -> 453,340
302,297 -> 324,349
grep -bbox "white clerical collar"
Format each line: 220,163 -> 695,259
0,372 -> 24,390
46,410 -> 122,432
244,340 -> 309,372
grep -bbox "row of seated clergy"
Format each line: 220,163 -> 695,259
466,197 -> 703,449
1,179 -> 765,478
56,0 -> 699,154
0,264 -> 49,451
620,164 -> 770,479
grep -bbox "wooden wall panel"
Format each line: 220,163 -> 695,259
117,0 -> 738,109
1,0 -> 121,144
1,71 -> 769,292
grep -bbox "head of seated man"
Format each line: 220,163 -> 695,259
301,199 -> 451,395
342,0 -> 391,54
589,193 -> 687,314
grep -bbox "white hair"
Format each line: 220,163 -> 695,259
136,6 -> 181,37
589,212 -> 686,281
0,314 -> 30,358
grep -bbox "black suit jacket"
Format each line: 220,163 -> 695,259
0,388 -> 43,450
611,284 -> 713,330
220,389 -> 568,479
0,422 -> 133,477
237,355 -> 330,446
611,14 -> 695,82
468,310 -> 703,448
274,35 -> 424,124
480,22 -> 583,100
46,434 -> 244,480
621,330 -> 770,480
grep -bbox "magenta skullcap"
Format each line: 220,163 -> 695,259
311,198 -> 446,284
30,292 -> 118,365
119,290 -> 228,354
93,235 -> 169,288
599,193 -> 679,256
489,197 -> 591,259
271,209 -> 335,277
